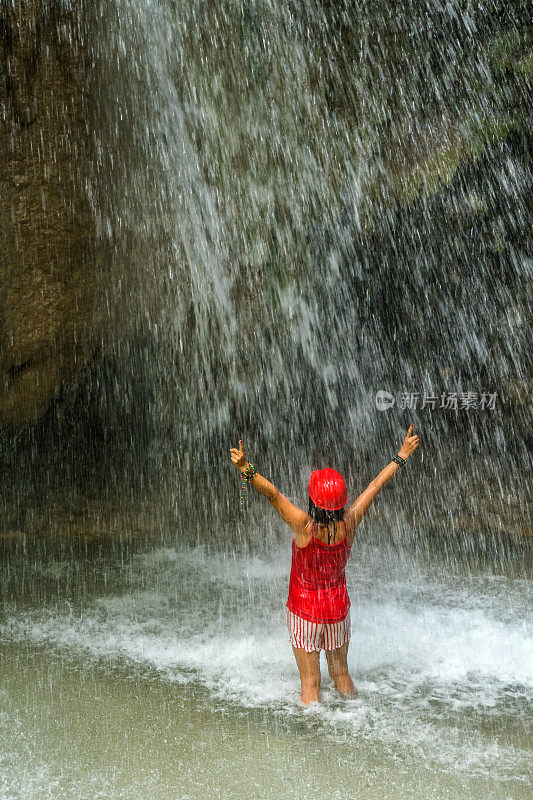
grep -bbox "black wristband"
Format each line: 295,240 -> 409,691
392,454 -> 407,466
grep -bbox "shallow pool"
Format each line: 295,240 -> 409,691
1,536 -> 531,799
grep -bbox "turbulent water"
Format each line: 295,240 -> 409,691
1,529 -> 531,799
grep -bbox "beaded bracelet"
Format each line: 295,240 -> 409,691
242,463 -> 257,482
240,463 -> 257,505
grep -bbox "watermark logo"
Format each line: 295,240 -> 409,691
375,390 -> 396,411
375,390 -> 499,411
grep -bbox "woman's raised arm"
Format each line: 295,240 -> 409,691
230,440 -> 309,536
344,425 -> 420,530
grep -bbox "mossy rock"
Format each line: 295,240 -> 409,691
486,28 -> 533,74
392,112 -> 524,205
515,51 -> 533,78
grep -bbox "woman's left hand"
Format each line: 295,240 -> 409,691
230,440 -> 247,472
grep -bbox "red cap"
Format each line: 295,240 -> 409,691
308,468 -> 347,511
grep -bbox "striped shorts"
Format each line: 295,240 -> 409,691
286,607 -> 351,653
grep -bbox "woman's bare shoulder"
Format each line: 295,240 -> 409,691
294,517 -> 313,548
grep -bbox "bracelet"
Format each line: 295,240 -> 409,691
242,463 -> 257,482
392,454 -> 407,466
240,464 -> 257,505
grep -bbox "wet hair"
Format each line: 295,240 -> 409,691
308,498 -> 346,545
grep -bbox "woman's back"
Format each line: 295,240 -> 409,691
286,520 -> 351,623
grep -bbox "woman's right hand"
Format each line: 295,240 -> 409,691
398,425 -> 420,459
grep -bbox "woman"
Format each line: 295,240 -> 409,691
230,424 -> 420,705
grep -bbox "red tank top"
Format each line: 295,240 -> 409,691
286,521 -> 351,623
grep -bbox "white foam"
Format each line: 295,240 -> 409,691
1,542 -> 531,781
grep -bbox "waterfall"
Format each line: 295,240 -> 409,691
1,0 -> 530,542
0,6 -> 531,797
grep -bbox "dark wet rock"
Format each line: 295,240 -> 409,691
0,1 -> 103,426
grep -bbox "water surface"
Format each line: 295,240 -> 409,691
1,531 -> 530,799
